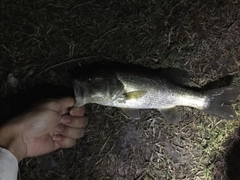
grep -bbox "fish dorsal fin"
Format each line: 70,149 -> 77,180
158,107 -> 181,124
125,91 -> 147,100
121,108 -> 140,119
159,68 -> 190,86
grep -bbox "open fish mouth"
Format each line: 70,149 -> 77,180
73,80 -> 86,107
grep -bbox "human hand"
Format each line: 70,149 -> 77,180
0,97 -> 88,162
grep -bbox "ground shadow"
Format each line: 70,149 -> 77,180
0,84 -> 74,125
225,128 -> 240,180
213,127 -> 240,180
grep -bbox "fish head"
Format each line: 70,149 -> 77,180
73,71 -> 124,106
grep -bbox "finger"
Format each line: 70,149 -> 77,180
55,124 -> 85,139
61,108 -> 70,115
70,106 -> 85,116
61,115 -> 88,128
44,97 -> 75,112
55,97 -> 75,110
53,135 -> 76,148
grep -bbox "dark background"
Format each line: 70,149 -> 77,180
1,0 -> 240,179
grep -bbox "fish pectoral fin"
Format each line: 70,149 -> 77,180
158,107 -> 181,124
125,91 -> 147,100
121,108 -> 140,119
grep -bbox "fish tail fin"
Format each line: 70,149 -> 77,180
203,87 -> 240,119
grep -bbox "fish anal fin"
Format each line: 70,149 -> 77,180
158,107 -> 181,124
125,91 -> 147,100
121,108 -> 140,119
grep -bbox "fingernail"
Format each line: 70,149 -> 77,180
61,116 -> 71,124
53,136 -> 61,141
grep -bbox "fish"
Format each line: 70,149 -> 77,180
72,63 -> 240,124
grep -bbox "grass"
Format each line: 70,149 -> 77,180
197,118 -> 240,180
1,0 -> 240,179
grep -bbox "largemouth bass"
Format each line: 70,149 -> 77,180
73,64 -> 240,124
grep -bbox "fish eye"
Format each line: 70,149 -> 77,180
87,78 -> 93,84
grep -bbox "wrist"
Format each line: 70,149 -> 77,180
0,122 -> 26,162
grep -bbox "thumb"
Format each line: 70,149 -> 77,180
55,97 -> 76,110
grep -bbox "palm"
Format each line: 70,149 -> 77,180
27,133 -> 59,157
23,108 -> 62,157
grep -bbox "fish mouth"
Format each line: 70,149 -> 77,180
73,80 -> 86,107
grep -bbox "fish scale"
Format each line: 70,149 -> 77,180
116,71 -> 206,109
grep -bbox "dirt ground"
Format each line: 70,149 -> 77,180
1,0 -> 240,179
